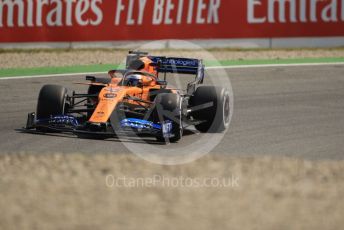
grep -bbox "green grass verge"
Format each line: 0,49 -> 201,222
207,57 -> 344,66
0,64 -> 117,78
0,57 -> 343,78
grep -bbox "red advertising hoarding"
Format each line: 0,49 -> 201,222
0,0 -> 343,42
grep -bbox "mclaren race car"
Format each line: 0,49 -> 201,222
25,51 -> 230,143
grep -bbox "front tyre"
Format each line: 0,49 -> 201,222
190,86 -> 231,133
36,85 -> 68,132
36,84 -> 68,119
154,93 -> 183,143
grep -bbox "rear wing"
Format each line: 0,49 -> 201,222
149,56 -> 202,75
126,51 -> 205,93
126,51 -> 204,76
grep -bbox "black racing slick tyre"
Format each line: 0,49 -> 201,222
190,86 -> 231,133
36,84 -> 68,119
154,93 -> 183,143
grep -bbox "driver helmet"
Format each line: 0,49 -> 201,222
123,74 -> 142,87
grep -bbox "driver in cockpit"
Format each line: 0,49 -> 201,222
122,74 -> 143,87
122,57 -> 159,87
122,57 -> 158,87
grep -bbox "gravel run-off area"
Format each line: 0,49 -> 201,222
0,153 -> 343,230
0,48 -> 343,69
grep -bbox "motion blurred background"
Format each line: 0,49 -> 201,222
1,0 -> 344,48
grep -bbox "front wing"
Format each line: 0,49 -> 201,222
25,113 -> 174,138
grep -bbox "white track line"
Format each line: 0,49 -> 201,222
1,62 -> 343,80
0,71 -> 108,80
207,62 -> 344,69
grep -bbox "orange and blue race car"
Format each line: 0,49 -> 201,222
25,51 -> 230,143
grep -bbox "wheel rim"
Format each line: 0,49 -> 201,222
223,93 -> 230,127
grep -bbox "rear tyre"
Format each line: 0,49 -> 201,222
154,93 -> 182,143
190,86 -> 230,133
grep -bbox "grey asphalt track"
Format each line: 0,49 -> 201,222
0,65 -> 343,160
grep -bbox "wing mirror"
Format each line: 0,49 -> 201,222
156,80 -> 167,86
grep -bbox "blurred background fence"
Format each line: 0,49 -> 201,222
0,0 -> 344,48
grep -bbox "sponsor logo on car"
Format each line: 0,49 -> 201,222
104,93 -> 116,99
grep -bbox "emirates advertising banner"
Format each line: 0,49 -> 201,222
0,0 -> 344,42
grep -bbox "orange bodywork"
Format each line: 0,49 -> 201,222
88,74 -> 164,123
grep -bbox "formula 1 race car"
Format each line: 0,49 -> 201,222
25,51 -> 230,143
